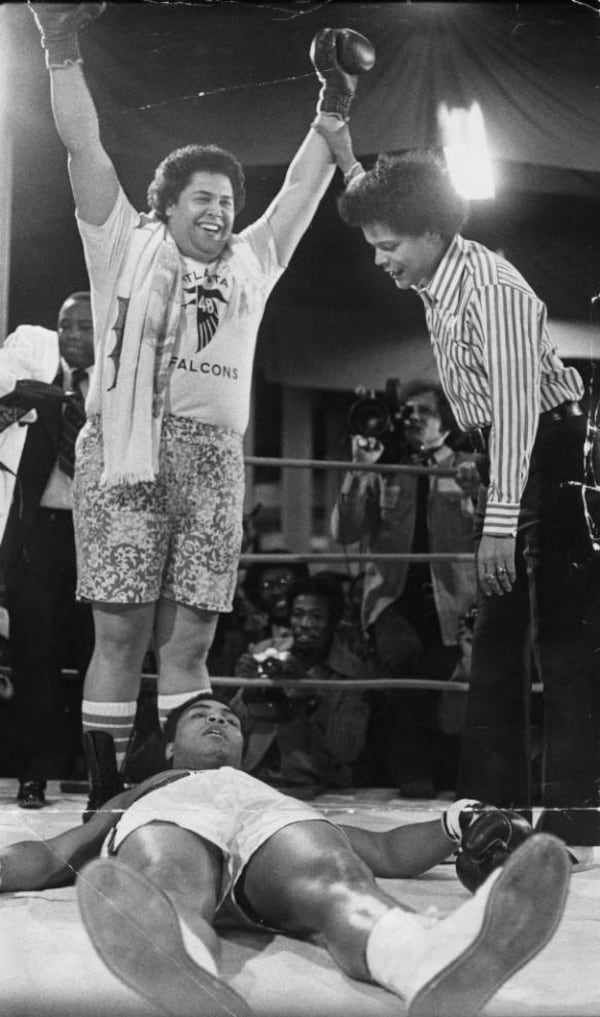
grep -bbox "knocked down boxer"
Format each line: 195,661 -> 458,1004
0,693 -> 570,1017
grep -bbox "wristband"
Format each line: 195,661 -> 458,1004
311,114 -> 346,135
441,798 -> 483,842
343,162 -> 364,185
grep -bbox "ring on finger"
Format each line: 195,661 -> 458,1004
483,572 -> 495,581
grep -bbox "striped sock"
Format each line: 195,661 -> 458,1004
82,700 -> 138,771
158,691 -> 206,731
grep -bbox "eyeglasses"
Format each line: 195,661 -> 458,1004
259,577 -> 292,591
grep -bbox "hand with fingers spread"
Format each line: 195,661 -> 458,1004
477,534 -> 516,596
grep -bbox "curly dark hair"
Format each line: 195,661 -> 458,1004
147,144 -> 246,222
398,378 -> 458,435
337,149 -> 469,239
285,574 -> 346,626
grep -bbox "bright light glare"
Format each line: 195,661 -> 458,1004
438,102 -> 495,200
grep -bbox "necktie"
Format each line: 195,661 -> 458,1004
404,453 -> 435,610
410,451 -> 437,554
57,369 -> 87,478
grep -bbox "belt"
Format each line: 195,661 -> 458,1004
539,400 -> 583,423
467,401 -> 583,452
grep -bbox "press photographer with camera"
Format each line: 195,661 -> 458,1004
233,573 -> 373,797
331,379 -> 478,797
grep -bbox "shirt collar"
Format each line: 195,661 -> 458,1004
61,359 -> 89,389
415,234 -> 467,310
409,442 -> 452,466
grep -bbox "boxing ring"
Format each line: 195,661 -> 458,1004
0,453 -> 598,1017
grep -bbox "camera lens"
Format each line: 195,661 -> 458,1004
347,395 -> 391,438
259,657 -> 284,677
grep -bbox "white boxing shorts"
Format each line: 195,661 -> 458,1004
101,767 -> 338,927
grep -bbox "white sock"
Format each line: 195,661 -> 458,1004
366,907 -> 437,999
82,699 -> 137,771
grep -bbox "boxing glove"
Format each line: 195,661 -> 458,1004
310,28 -> 375,122
456,809 -> 534,893
28,3 -> 106,69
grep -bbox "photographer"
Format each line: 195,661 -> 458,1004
331,379 -> 478,796
233,574 -> 373,797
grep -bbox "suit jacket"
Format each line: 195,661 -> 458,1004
0,397 -> 63,579
0,327 -> 62,578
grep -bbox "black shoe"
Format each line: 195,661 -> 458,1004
82,731 -> 124,823
17,780 -> 46,809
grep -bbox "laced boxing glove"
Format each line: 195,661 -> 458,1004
455,809 -> 534,893
310,27 -> 375,122
28,3 -> 106,69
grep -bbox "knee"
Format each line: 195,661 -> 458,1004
92,612 -> 152,667
160,625 -> 215,671
301,848 -> 377,911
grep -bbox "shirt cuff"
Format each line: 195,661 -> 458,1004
482,501 -> 520,537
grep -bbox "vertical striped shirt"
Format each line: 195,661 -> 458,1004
416,234 -> 583,536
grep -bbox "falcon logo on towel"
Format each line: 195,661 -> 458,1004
183,284 -> 228,352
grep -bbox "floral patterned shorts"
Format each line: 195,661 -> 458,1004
73,415 -> 245,611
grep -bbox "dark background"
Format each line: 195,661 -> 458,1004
4,0 -> 600,336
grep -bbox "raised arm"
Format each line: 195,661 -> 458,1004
330,436 -> 384,545
265,28 -> 375,267
29,3 -> 119,226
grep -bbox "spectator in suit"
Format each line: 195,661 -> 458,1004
0,292 -> 95,807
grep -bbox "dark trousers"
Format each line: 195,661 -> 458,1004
7,508 -> 94,783
370,586 -> 461,792
457,413 -> 600,844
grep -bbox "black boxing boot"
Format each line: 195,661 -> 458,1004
82,731 -> 124,824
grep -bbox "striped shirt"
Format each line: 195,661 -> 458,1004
416,234 -> 583,536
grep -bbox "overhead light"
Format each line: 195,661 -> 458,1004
438,101 -> 495,200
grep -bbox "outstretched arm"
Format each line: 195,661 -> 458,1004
29,4 -> 119,225
265,28 -> 375,267
342,800 -> 534,886
0,789 -> 130,892
340,799 -> 484,879
341,818 -> 455,879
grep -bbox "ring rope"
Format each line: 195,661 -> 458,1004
239,552 -> 474,564
0,665 -> 543,695
244,455 -> 457,477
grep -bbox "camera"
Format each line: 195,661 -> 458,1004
347,378 -> 412,462
252,647 -> 290,678
242,648 -> 292,722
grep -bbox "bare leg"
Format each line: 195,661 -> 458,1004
241,820 -> 399,980
85,602 -> 156,702
77,822 -> 252,1017
154,598 -> 217,696
242,821 -> 570,1017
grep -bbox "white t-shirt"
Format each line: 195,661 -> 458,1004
77,188 -> 285,435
